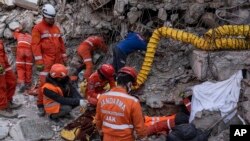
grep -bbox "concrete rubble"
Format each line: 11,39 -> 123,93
0,0 -> 250,140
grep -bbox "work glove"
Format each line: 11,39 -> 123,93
0,64 -> 4,74
80,99 -> 88,108
36,64 -> 44,72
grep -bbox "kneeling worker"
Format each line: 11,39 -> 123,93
42,64 -> 88,122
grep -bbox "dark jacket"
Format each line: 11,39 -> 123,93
43,75 -> 82,106
117,32 -> 147,55
167,124 -> 208,141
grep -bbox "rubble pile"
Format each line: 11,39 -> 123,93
1,0 -> 250,141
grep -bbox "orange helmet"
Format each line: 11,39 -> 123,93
118,67 -> 137,85
50,64 -> 68,78
98,64 -> 115,80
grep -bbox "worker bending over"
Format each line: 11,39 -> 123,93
85,64 -> 116,106
70,36 -> 108,80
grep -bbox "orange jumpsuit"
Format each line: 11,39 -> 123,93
96,87 -> 147,141
31,19 -> 67,107
145,115 -> 176,136
85,71 -> 115,106
0,40 -> 17,109
13,30 -> 33,85
77,36 -> 107,79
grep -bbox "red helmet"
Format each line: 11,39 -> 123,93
118,67 -> 137,85
99,64 -> 115,80
50,64 -> 68,78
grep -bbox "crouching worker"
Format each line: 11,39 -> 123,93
96,67 -> 147,141
85,64 -> 116,106
42,64 -> 88,123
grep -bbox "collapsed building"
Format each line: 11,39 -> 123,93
1,0 -> 250,140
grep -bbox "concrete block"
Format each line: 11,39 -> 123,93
191,50 -> 208,80
0,0 -> 14,6
13,0 -> 39,11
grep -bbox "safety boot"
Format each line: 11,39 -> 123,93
0,109 -> 18,118
8,101 -> 22,109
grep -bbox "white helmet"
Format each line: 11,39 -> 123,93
42,4 -> 56,18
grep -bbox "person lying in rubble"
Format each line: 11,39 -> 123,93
85,64 -> 116,107
42,64 -> 88,123
69,36 -> 108,81
112,30 -> 151,73
95,66 -> 147,141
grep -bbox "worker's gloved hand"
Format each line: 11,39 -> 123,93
80,99 -> 88,108
0,64 -> 4,74
36,64 -> 44,72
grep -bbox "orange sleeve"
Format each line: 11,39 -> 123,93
78,44 -> 93,79
132,101 -> 147,139
31,26 -> 43,65
95,97 -> 102,130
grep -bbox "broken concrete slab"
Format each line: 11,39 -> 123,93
3,28 -> 13,39
146,94 -> 165,108
0,0 -> 14,6
158,8 -> 167,21
14,0 -> 39,11
0,120 -> 9,140
8,21 -> 20,30
191,50 -> 250,81
10,119 -> 54,141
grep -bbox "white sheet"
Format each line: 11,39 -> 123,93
189,70 -> 242,123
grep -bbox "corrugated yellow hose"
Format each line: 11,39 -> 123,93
204,25 -> 250,39
135,26 -> 250,89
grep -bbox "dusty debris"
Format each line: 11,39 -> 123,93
9,119 -> 54,141
0,120 -> 9,140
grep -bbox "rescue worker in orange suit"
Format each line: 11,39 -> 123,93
70,36 -> 108,81
13,27 -> 33,93
42,64 -> 88,123
0,40 -> 21,118
96,67 -> 147,141
85,64 -> 116,106
31,4 -> 67,116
